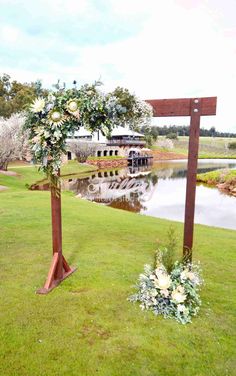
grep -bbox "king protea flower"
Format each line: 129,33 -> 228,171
48,109 -> 66,126
30,97 -> 45,113
66,99 -> 79,113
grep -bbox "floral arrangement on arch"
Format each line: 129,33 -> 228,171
129,247 -> 203,324
24,82 -> 153,187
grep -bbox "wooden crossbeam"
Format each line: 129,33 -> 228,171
146,97 -> 217,117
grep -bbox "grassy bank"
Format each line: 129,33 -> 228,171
197,169 -> 236,185
0,165 -> 236,376
0,161 -> 97,190
154,136 -> 236,159
197,169 -> 236,196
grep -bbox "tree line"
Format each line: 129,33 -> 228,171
142,125 -> 236,138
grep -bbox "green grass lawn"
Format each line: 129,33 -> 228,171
154,136 -> 236,159
0,164 -> 236,376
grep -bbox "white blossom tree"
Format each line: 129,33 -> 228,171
69,141 -> 96,163
0,113 -> 28,171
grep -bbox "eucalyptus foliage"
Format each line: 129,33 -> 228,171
24,82 -> 152,188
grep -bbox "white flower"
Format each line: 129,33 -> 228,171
43,130 -> 50,139
154,266 -> 166,277
66,99 -> 79,113
35,127 -> 44,136
186,271 -> 196,281
177,304 -> 187,313
177,285 -> 185,294
54,130 -> 62,140
150,289 -> 157,297
160,289 -> 169,298
153,274 -> 171,290
32,135 -> 40,143
181,269 -> 199,285
30,97 -> 45,113
48,110 -> 66,126
171,287 -> 186,304
51,111 -> 61,121
180,269 -> 188,281
150,273 -> 156,280
72,110 -> 80,120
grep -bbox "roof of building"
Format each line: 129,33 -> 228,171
73,127 -> 92,137
111,126 -> 145,138
72,126 -> 144,138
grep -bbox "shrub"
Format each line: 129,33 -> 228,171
228,142 -> 236,150
166,132 -> 178,140
157,138 -> 174,150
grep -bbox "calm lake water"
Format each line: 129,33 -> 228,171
62,159 -> 236,230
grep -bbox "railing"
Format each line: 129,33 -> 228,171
107,139 -> 146,146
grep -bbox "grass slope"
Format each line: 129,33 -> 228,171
154,136 -> 236,159
0,165 -> 235,376
197,169 -> 236,184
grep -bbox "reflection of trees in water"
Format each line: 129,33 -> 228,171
145,173 -> 158,186
156,168 -> 174,179
61,166 -> 157,213
151,162 -> 236,181
108,192 -> 147,213
151,174 -> 158,186
170,165 -> 235,179
62,177 -> 91,195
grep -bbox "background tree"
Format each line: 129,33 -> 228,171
228,142 -> 236,150
109,87 -> 153,131
69,141 -> 96,163
166,132 -> 178,140
0,114 -> 28,170
151,124 -> 236,138
0,74 -> 47,118
141,125 -> 158,148
209,126 -> 216,137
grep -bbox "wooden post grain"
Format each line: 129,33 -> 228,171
37,171 -> 76,294
183,99 -> 201,261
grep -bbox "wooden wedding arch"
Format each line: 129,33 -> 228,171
37,96 -> 217,294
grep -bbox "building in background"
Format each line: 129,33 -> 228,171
67,126 -> 152,163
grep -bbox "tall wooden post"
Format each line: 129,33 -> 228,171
145,97 -> 217,260
183,98 -> 201,261
37,171 -> 76,294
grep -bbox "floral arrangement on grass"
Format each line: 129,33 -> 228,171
129,234 -> 203,324
24,82 -> 152,189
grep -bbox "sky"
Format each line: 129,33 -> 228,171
0,0 -> 236,131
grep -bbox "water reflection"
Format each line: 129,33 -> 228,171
63,159 -> 236,230
61,166 -> 157,213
